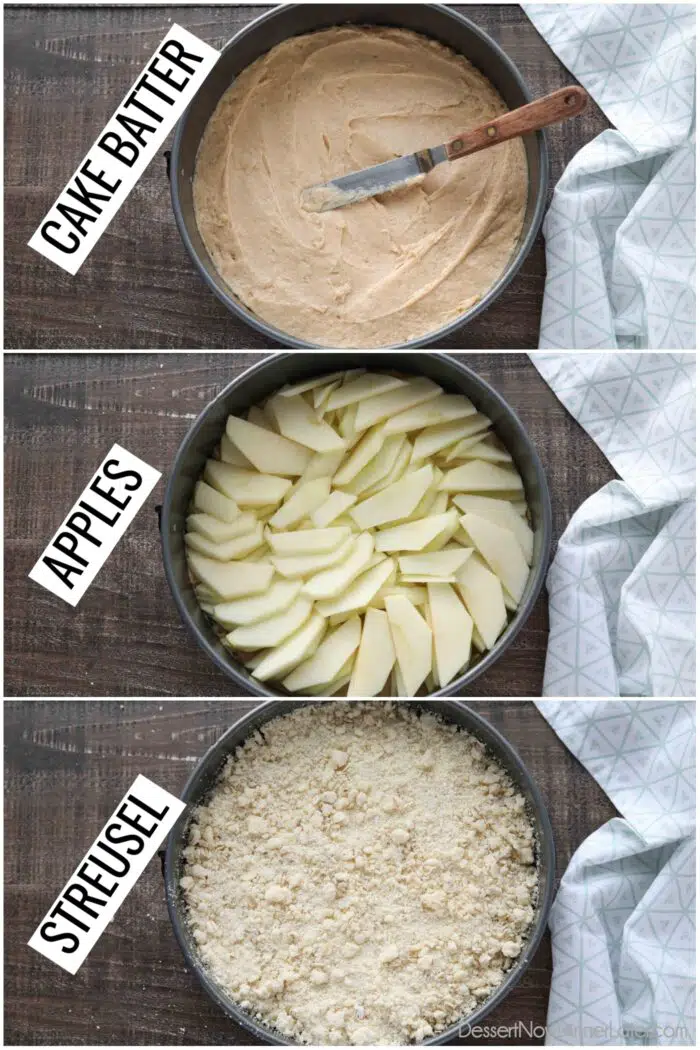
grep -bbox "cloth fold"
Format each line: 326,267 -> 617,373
530,352 -> 695,696
523,4 -> 696,349
535,700 -> 695,1045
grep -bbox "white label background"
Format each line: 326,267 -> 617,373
28,442 -> 162,606
28,24 -> 220,274
28,775 -> 186,974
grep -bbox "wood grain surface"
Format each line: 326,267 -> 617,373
4,4 -> 610,350
3,699 -> 620,1045
4,351 -> 617,697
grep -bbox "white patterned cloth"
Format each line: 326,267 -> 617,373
523,4 -> 696,349
530,353 -> 695,696
535,700 -> 695,1046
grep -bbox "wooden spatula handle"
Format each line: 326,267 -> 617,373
446,85 -> 589,161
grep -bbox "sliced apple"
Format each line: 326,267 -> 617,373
369,583 -> 427,609
269,393 -> 346,452
350,465 -> 433,530
316,557 -> 395,616
459,440 -> 513,465
384,595 -> 432,697
185,523 -> 263,561
204,460 -> 292,507
277,371 -> 347,399
399,548 -> 472,578
213,579 -> 302,627
439,460 -> 524,494
354,377 -> 442,430
455,554 -> 507,649
252,612 -> 327,681
303,532 -> 375,600
269,477 -> 331,529
193,480 -> 240,523
410,417 -> 486,463
361,439 -> 411,498
453,495 -> 534,564
271,535 -> 355,578
333,424 -> 386,485
427,582 -> 474,688
313,378 -> 343,413
186,511 -> 257,544
311,490 -> 358,528
227,597 -> 313,650
348,608 -> 396,697
248,404 -> 274,430
225,414 -> 311,477
375,509 -> 459,552
383,394 -> 476,434
343,434 -> 405,496
267,526 -> 351,556
187,552 -> 274,601
460,513 -> 529,603
325,373 -> 406,411
283,615 -> 362,692
220,433 -> 253,468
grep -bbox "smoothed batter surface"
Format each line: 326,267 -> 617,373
194,27 -> 528,347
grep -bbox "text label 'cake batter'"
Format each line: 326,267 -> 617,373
28,443 -> 161,606
28,775 -> 186,974
28,24 -> 220,274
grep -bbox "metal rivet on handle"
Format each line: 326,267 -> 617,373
486,126 -> 497,137
452,138 -> 463,150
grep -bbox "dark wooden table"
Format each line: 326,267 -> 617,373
4,352 -> 616,697
4,699 -> 620,1045
4,5 -> 610,350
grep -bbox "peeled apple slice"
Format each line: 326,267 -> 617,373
227,597 -> 313,650
439,460 -> 524,494
362,439 -> 411,498
461,513 -> 529,603
213,579 -> 302,627
298,449 -> 347,484
348,608 -> 396,697
385,595 -> 432,697
354,377 -> 442,430
277,371 -> 346,398
226,415 -> 311,476
186,511 -> 257,544
410,417 -> 485,463
193,480 -> 240,523
427,582 -> 474,688
315,557 -> 395,616
271,535 -> 355,578
311,490 -> 358,528
453,495 -> 534,563
252,612 -> 327,681
326,373 -> 406,412
343,433 -> 405,496
185,523 -> 263,561
375,509 -> 459,552
269,477 -> 331,529
399,548 -> 472,578
205,460 -> 292,506
303,532 -> 375,600
187,553 -> 274,601
283,616 -> 362,691
270,394 -> 346,452
370,584 -> 427,609
383,394 -> 476,434
455,555 -> 507,649
220,433 -> 253,468
333,424 -> 386,485
267,526 -> 351,556
459,439 -> 513,465
350,465 -> 433,530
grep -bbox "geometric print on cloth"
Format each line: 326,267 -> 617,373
535,700 -> 695,1045
523,4 -> 695,349
530,353 -> 695,696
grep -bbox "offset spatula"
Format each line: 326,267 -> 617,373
302,85 -> 588,213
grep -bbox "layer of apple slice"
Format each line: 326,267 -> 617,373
270,535 -> 355,578
460,513 -> 530,603
225,414 -> 311,476
269,393 -> 346,452
385,594 -> 432,697
453,494 -> 534,563
283,615 -> 362,692
350,464 -> 433,530
375,509 -> 459,552
251,612 -> 327,681
193,480 -> 240,522
348,608 -> 396,697
383,393 -> 476,434
213,579 -> 302,627
311,490 -> 358,527
325,373 -> 406,411
205,460 -> 292,507
185,523 -> 263,561
269,477 -> 331,529
428,582 -> 474,688
333,424 -> 386,485
455,554 -> 507,649
439,460 -> 523,494
354,377 -> 442,430
187,552 -> 274,601
266,526 -> 351,556
303,532 -> 375,600
398,548 -> 472,579
226,597 -> 313,650
315,557 -> 395,616
187,511 -> 257,544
